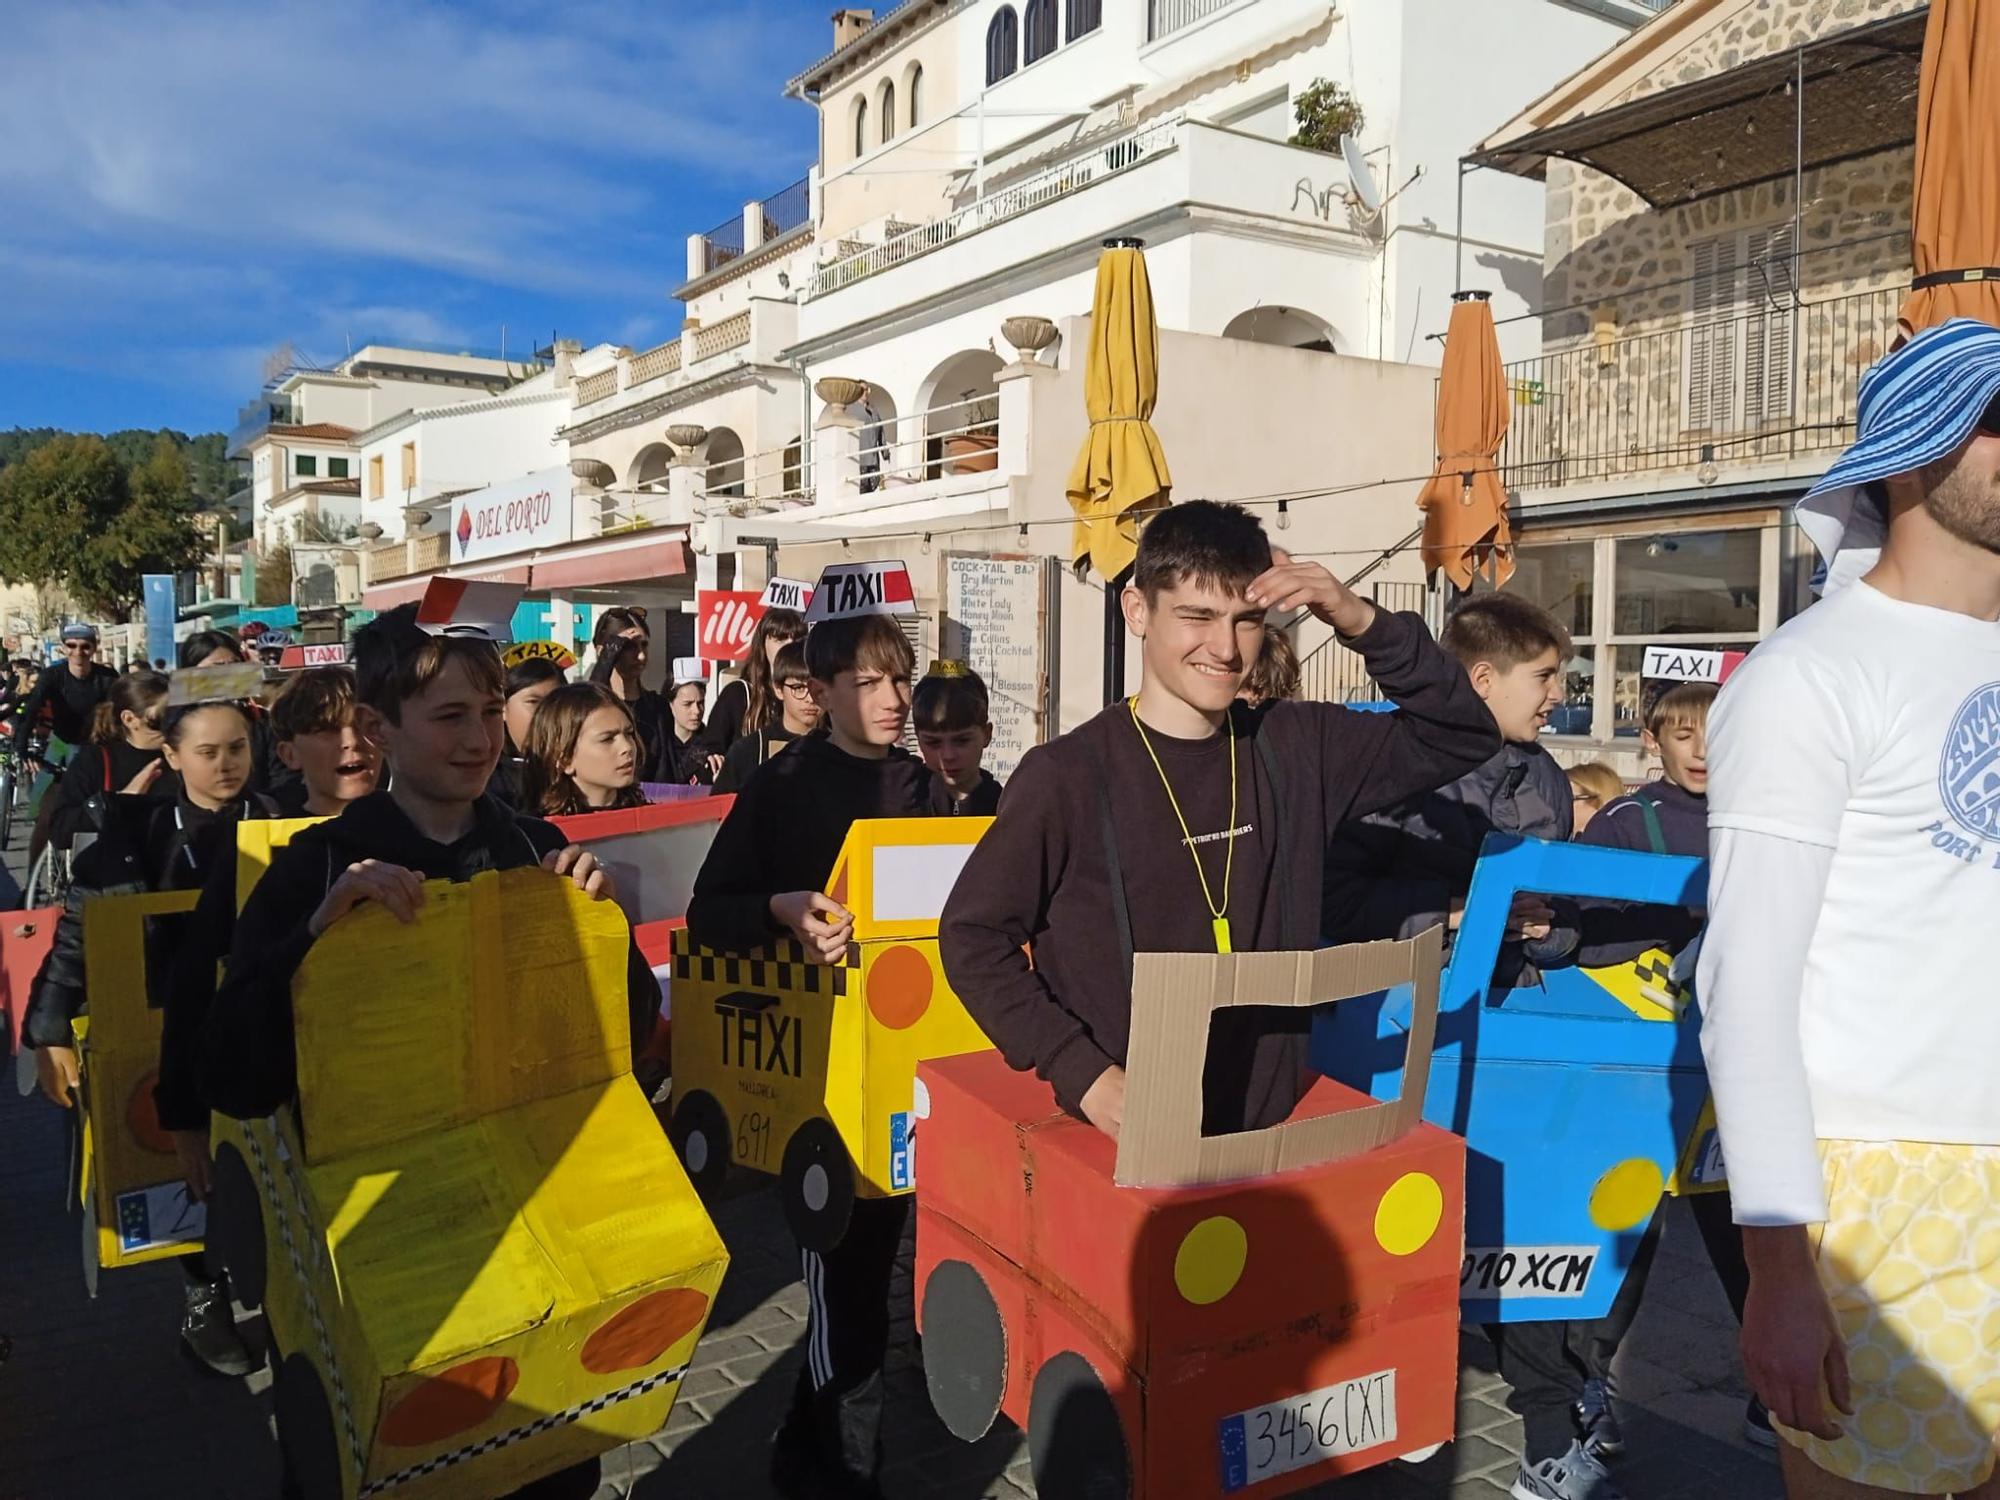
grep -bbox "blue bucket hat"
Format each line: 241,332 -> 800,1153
1799,317 -> 2000,593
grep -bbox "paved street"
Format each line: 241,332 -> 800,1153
0,832 -> 1782,1500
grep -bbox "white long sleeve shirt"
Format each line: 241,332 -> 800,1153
1698,581 -> 2000,1224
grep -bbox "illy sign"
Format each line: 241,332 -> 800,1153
696,589 -> 766,664
450,467 -> 575,564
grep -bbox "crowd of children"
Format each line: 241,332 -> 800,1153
12,473 -> 1917,1500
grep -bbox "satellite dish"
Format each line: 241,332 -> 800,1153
1341,134 -> 1382,215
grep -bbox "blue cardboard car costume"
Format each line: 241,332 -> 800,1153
1312,834 -> 1712,1323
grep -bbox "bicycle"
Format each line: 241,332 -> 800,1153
0,722 -> 19,850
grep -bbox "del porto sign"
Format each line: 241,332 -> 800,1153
450,467 -> 574,563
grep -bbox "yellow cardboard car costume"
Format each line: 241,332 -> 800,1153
207,859 -> 728,1500
668,815 -> 994,1249
73,887 -> 205,1288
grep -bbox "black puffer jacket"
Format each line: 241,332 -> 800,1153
202,790 -> 660,1121
1321,739 -> 1580,981
22,791 -> 274,1049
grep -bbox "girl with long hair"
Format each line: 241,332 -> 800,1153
587,606 -> 673,780
699,606 -> 807,757
46,669 -> 170,851
520,682 -> 649,816
494,655 -> 568,807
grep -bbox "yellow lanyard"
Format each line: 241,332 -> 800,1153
1128,698 -> 1237,953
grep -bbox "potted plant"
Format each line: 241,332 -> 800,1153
943,392 -> 1000,474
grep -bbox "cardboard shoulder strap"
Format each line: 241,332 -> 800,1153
1114,928 -> 1444,1188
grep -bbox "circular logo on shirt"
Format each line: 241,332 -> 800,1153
1938,682 -> 2000,840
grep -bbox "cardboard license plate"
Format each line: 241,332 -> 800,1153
1218,1368 -> 1397,1490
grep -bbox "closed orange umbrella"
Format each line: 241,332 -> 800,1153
1898,0 -> 2000,337
1418,292 -> 1514,592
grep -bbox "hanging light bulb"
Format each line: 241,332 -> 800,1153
1276,499 -> 1291,531
1744,114 -> 1757,137
921,532 -> 933,556
1460,470 -> 1475,506
1018,523 -> 1030,546
842,536 -> 852,552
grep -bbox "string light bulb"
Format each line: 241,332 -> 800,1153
1460,470 -> 1475,506
1277,499 -> 1291,531
1018,523 -> 1029,546
921,532 -> 933,555
842,536 -> 851,552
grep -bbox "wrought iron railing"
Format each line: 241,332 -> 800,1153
1498,282 -> 1907,491
1298,581 -> 1430,704
806,116 -> 1183,300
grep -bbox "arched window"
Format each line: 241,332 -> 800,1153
853,96 -> 868,158
1024,0 -> 1057,64
909,63 -> 923,127
880,81 -> 896,143
986,7 -> 1018,86
1065,0 -> 1101,39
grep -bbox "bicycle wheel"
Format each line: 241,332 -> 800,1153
0,764 -> 13,850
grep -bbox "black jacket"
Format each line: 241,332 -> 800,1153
23,791 -> 273,1050
46,740 -> 166,852
202,790 -> 660,1121
943,770 -> 1003,817
714,726 -> 804,794
1576,779 -> 1707,968
689,733 -> 945,954
694,678 -> 751,759
19,662 -> 118,748
1321,738 -> 1580,980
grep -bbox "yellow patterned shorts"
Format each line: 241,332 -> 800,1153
1776,1140 -> 2000,1494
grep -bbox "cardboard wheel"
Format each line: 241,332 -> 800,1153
275,1353 -> 343,1500
1027,1351 -> 1129,1500
779,1119 -> 854,1253
668,1089 -> 731,1199
208,1141 -> 266,1310
922,1259 -> 1007,1441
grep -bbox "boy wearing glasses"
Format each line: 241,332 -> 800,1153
713,639 -> 822,793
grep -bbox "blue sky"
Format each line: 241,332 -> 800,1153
0,0 -> 836,436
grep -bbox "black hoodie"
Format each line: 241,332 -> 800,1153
201,789 -> 660,1121
688,731 -> 946,953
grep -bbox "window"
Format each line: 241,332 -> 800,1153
909,63 -> 923,126
400,442 -> 416,490
986,7 -> 1018,84
327,457 -> 350,479
1503,540 -> 1597,735
1066,0 -> 1101,38
880,81 -> 896,143
854,96 -> 869,158
294,454 -> 317,478
368,454 -> 383,500
1685,225 -> 1796,432
1024,0 -> 1057,63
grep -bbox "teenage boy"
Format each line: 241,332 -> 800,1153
687,609 -> 940,1500
939,494 -> 1496,1156
1572,679 -> 1762,1464
1701,319 -> 2000,1500
714,639 -> 823,794
1319,592 -> 1608,1500
203,603 -> 653,1126
913,660 -> 1001,815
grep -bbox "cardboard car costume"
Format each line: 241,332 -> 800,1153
206,863 -> 727,1500
916,932 -> 1465,1498
667,815 -> 994,1249
1313,835 -> 1713,1323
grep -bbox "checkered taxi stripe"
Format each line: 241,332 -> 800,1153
669,931 -> 858,996
1632,952 -> 1686,1012
356,1362 -> 691,1496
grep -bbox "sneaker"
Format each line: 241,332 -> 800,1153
179,1278 -> 256,1378
1744,1397 -> 1778,1452
1574,1376 -> 1625,1461
1510,1440 -> 1627,1500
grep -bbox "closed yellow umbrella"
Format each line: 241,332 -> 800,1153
1898,0 -> 2000,337
1418,292 -> 1515,592
1066,242 -> 1172,581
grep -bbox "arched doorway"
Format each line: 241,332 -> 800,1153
1222,306 -> 1338,353
705,427 -> 745,499
916,350 -> 1003,479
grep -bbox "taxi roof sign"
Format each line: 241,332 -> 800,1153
414,577 -> 521,642
805,561 -> 915,624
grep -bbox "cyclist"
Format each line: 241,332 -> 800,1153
19,624 -> 118,771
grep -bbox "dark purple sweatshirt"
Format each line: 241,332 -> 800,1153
938,609 -> 1499,1133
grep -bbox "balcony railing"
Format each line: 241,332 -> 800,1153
697,176 -> 813,276
692,311 -> 753,361
575,367 -> 618,406
628,339 -> 683,385
807,117 -> 1183,300
1148,0 -> 1237,41
1499,282 -> 1906,491
363,531 -> 448,585
1298,582 -> 1429,704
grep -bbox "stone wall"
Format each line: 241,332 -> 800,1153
1611,0 -> 1922,107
